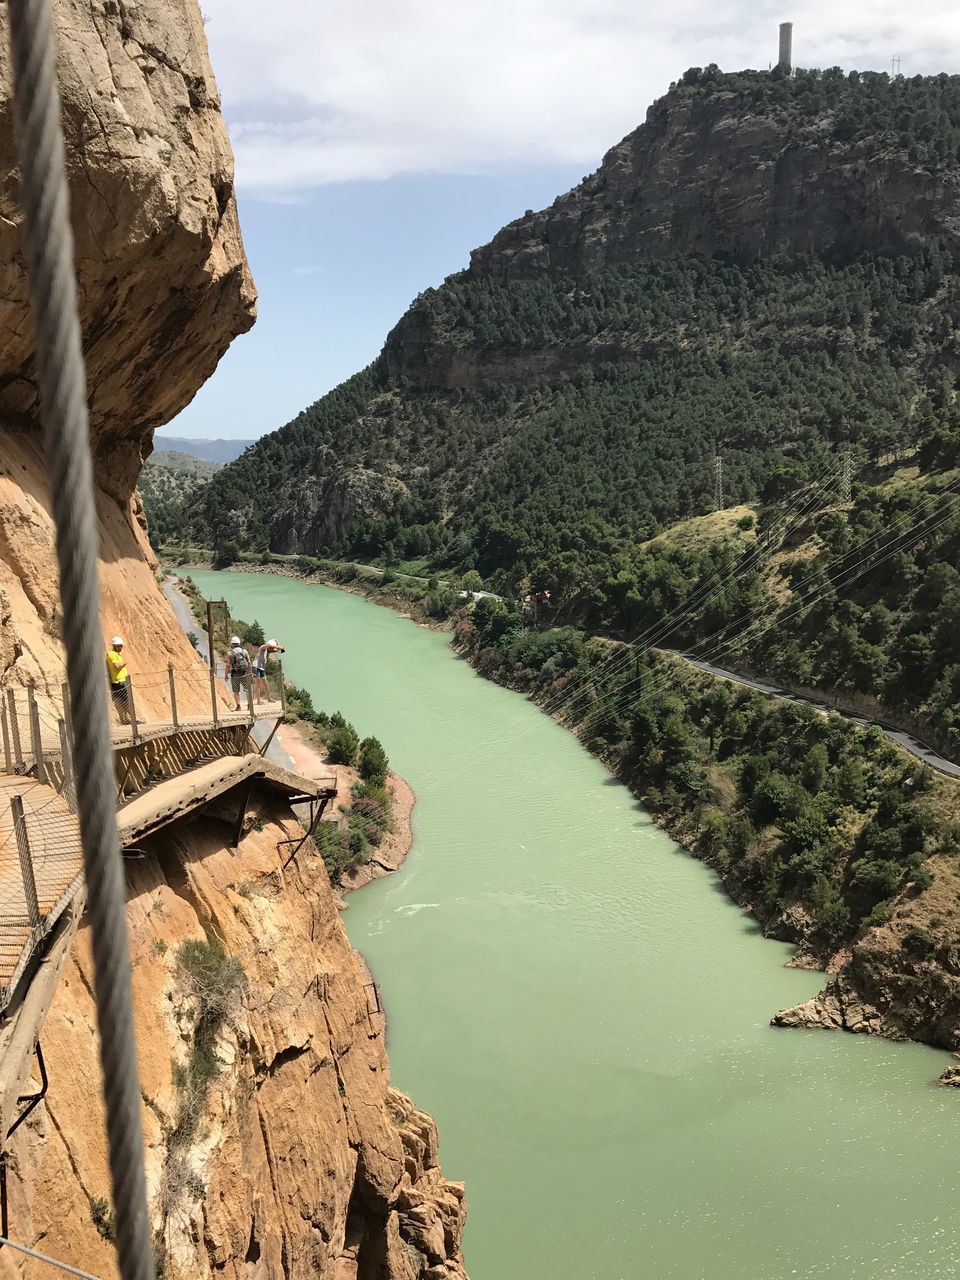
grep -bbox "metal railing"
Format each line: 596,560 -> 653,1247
0,657 -> 287,792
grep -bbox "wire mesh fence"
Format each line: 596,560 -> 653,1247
0,776 -> 84,1007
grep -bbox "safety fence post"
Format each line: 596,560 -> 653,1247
209,668 -> 219,728
27,684 -> 45,785
277,659 -> 287,717
10,796 -> 40,932
61,679 -> 73,747
126,678 -> 139,746
246,672 -> 255,720
5,691 -> 21,769
1,702 -> 11,774
58,718 -> 76,811
168,663 -> 179,730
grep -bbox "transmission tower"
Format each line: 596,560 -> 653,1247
839,449 -> 852,505
713,446 -> 724,512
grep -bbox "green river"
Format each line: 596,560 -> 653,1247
189,570 -> 958,1280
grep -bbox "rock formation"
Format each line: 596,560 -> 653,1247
2,803 -> 467,1280
0,0 -> 256,454
468,76 -> 960,284
0,0 -> 468,1275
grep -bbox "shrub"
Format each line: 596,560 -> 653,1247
169,935 -> 245,1155
903,925 -> 936,956
352,794 -> 387,827
327,724 -> 360,765
358,736 -> 389,785
285,684 -> 319,724
213,541 -> 239,568
91,1197 -> 115,1241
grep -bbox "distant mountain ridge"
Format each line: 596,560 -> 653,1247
153,434 -> 251,464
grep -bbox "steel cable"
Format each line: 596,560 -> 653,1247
6,0 -> 154,1276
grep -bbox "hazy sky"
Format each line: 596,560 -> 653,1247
163,1 -> 960,441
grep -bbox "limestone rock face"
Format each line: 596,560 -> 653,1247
3,805 -> 468,1280
0,0 -> 256,452
468,81 -> 960,284
0,1 -> 468,1274
269,466 -> 409,557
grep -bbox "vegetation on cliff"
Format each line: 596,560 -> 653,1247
456,597 -> 960,1046
141,451 -> 222,546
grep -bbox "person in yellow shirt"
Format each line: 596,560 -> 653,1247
106,635 -> 130,723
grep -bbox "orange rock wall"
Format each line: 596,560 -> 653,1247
1,797 -> 467,1278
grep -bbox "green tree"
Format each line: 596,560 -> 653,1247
327,724 -> 360,766
358,736 -> 389,786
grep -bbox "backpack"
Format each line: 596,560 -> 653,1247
230,646 -> 250,676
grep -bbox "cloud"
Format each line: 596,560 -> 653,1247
202,0 -> 960,194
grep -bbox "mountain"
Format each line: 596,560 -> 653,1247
153,434 -> 252,464
140,450 -> 222,544
185,66 -> 960,741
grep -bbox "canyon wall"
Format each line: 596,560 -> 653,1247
0,0 -> 468,1274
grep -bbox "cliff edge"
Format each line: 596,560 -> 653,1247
0,0 -> 257,460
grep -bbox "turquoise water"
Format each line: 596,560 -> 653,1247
189,571 -> 958,1280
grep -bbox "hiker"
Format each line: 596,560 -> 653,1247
106,635 -> 130,724
252,637 -> 285,704
226,635 -> 251,711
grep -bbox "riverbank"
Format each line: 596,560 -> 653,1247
162,550 -> 450,628
169,563 -> 960,1064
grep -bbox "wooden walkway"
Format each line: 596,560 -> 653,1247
0,731 -> 335,1013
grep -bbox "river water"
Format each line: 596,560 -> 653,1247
188,570 -> 958,1280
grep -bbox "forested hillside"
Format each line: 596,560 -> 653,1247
141,450 -> 221,545
182,66 -> 960,741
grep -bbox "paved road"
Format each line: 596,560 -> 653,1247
663,649 -> 960,781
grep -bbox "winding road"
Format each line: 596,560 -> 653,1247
664,649 -> 960,780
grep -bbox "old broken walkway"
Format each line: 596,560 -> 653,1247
0,685 -> 336,1164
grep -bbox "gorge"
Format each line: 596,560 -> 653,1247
187,569 -> 960,1280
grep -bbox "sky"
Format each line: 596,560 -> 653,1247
163,0 -> 960,441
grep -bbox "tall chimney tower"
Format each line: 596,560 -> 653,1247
778,21 -> 794,72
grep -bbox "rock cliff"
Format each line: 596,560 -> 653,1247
469,73 -> 960,283
0,0 -> 256,452
2,803 -> 467,1280
0,0 -> 468,1275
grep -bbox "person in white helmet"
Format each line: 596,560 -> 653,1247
252,638 -> 285,704
106,635 -> 130,723
225,635 -> 251,711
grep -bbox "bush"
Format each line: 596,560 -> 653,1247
170,935 -> 245,1154
213,540 -> 239,568
903,924 -> 936,956
358,736 -> 389,785
91,1197 -> 115,1241
285,683 -> 319,724
327,724 -> 360,765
